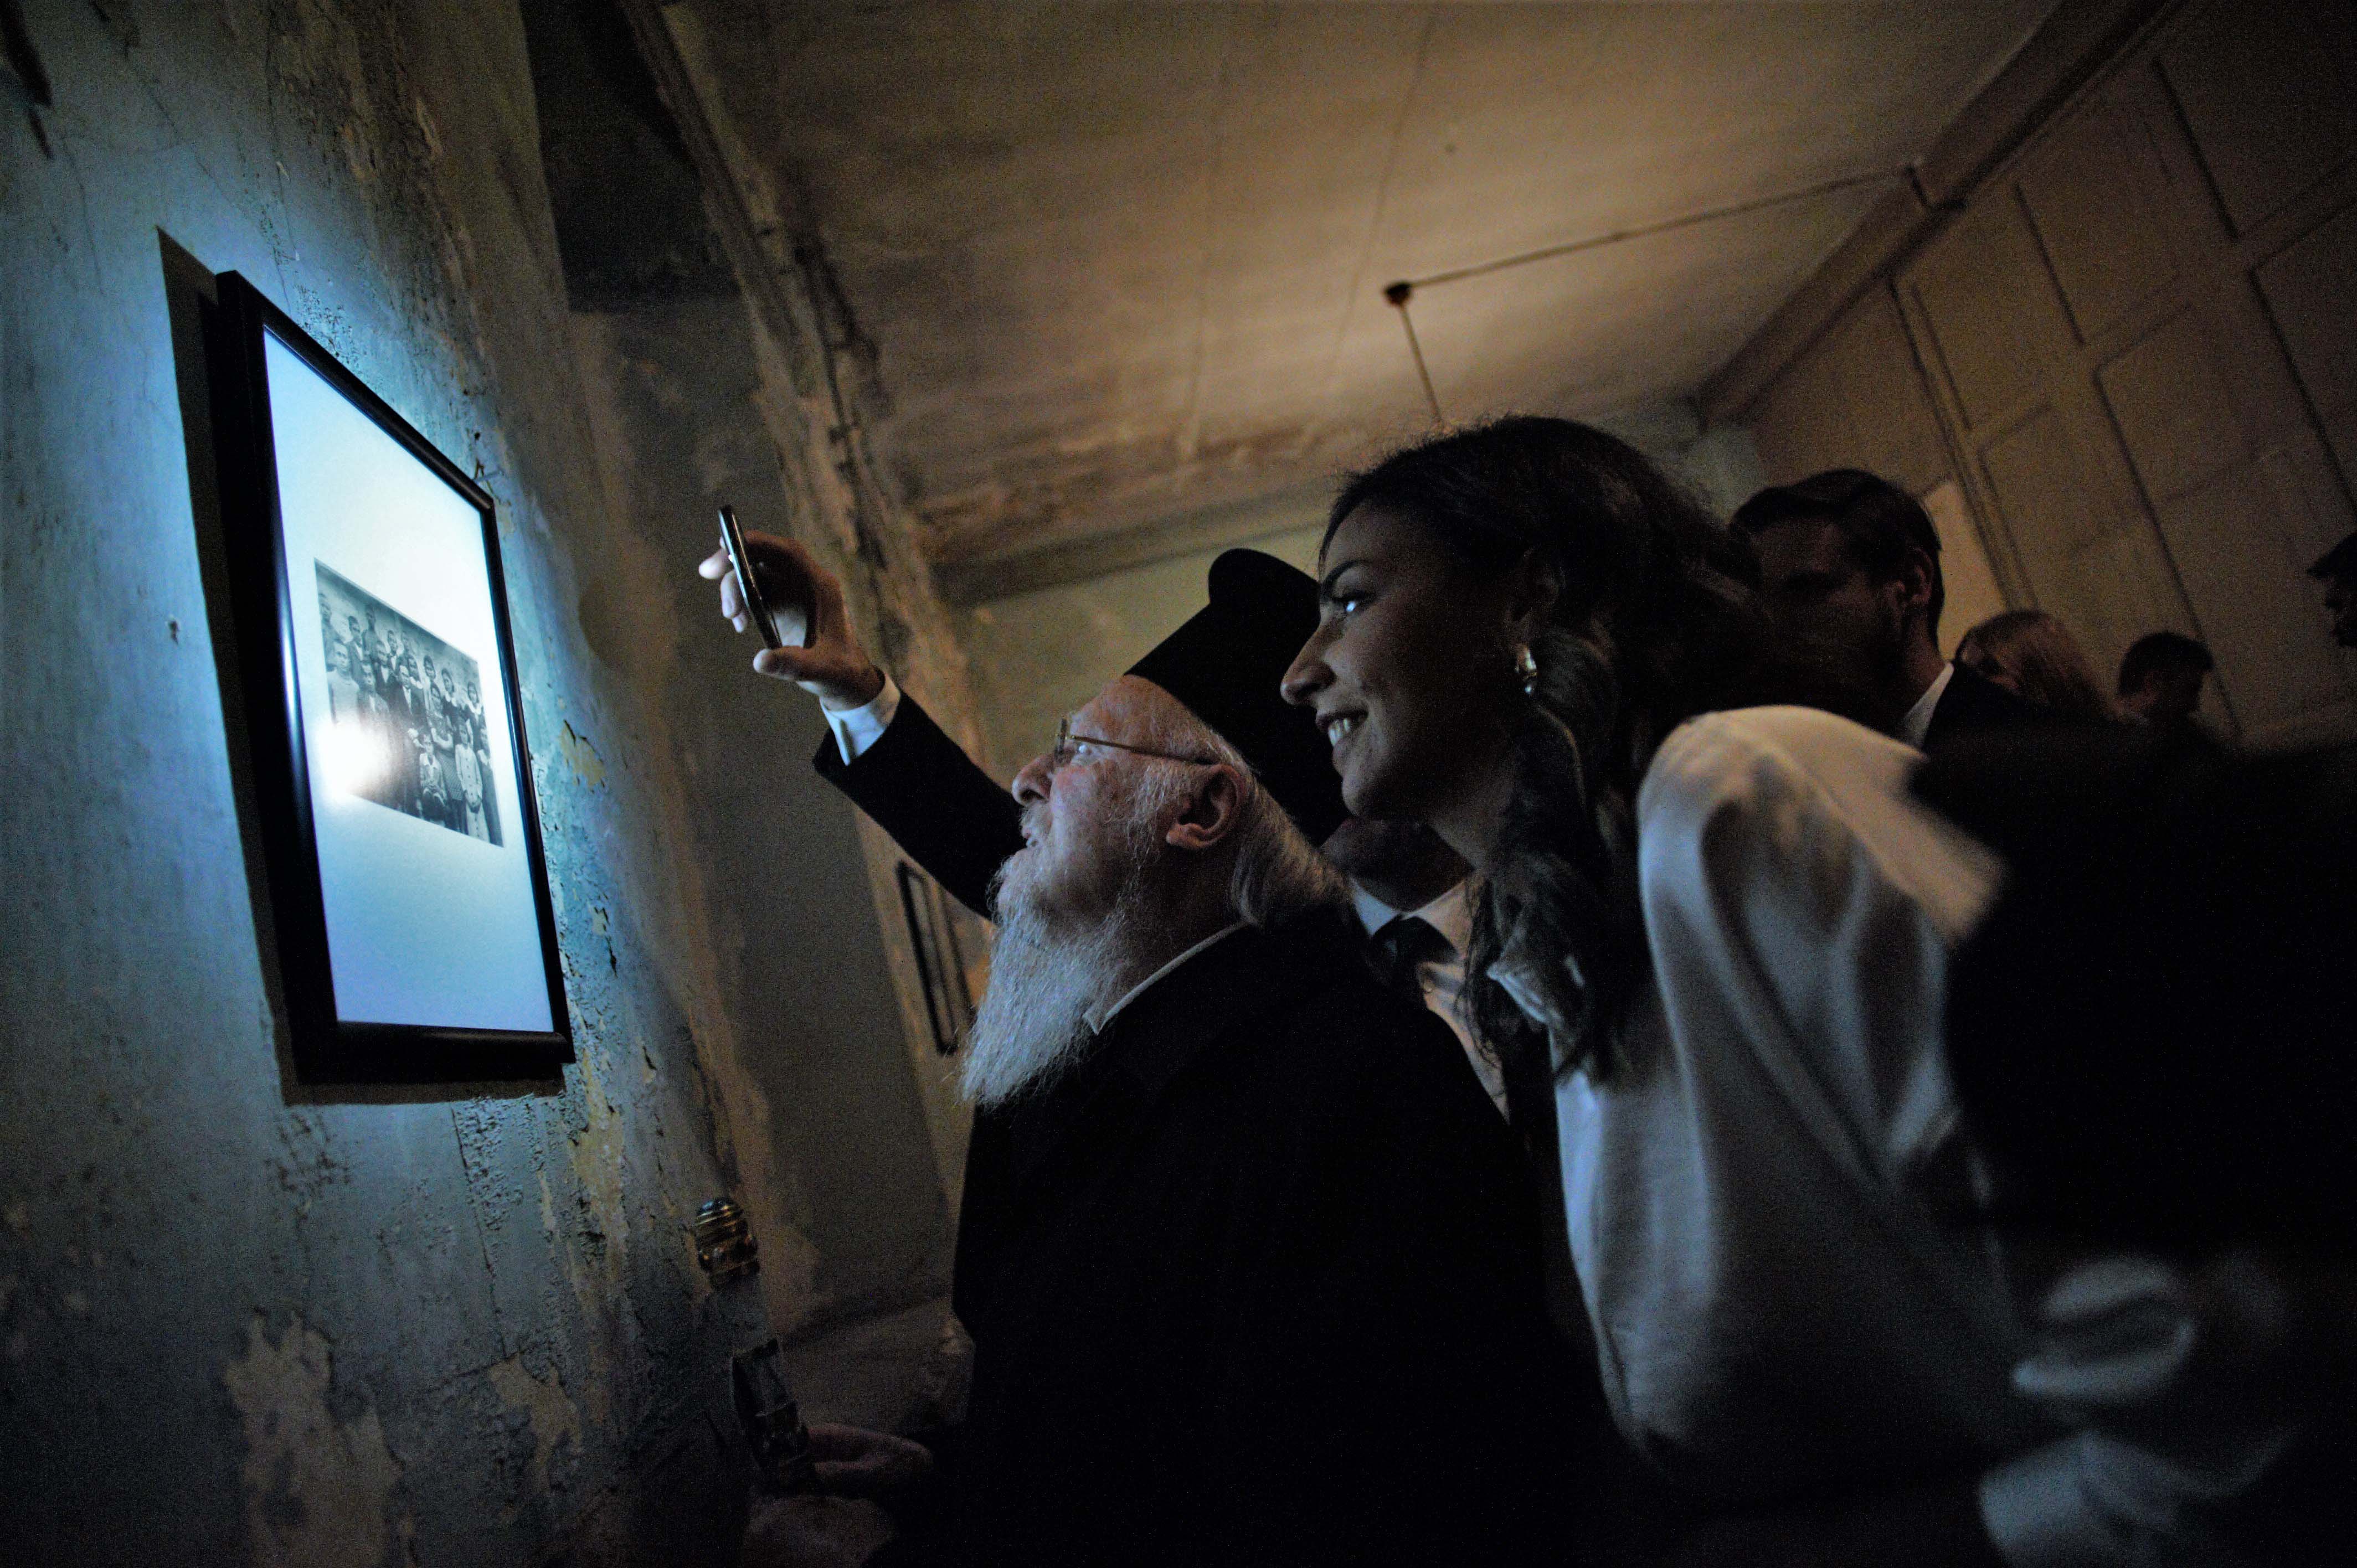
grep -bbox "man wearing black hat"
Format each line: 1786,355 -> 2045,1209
701,537 -> 1574,1567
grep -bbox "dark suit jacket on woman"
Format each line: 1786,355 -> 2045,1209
812,697 -> 1581,1567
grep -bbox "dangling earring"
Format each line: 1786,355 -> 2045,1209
1514,644 -> 1540,696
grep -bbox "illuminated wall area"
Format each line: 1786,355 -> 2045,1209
1,4 -> 964,1562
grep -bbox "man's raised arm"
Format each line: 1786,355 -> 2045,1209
697,530 -> 1020,916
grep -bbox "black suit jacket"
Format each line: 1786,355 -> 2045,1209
815,699 -> 1580,1566
1921,661 -> 2049,752
953,919 -> 1576,1566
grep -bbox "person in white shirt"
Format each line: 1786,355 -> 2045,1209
1922,729 -> 2357,1567
1279,415 -> 2152,1566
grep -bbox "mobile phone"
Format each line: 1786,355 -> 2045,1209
718,505 -> 784,652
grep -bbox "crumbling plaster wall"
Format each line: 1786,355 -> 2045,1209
560,293 -> 964,1339
518,0 -> 976,1328
1,2 -> 946,1562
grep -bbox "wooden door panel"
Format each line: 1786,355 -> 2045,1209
2075,528 -> 2206,686
1749,283 -> 1957,499
1907,195 -> 2078,431
2153,435 -> 2357,740
1922,479 -> 2008,659
1982,405 -> 2108,571
2018,95 -> 2179,344
2257,199 -> 2357,438
1744,1 -> 2357,745
1978,403 -> 2188,673
2258,429 -> 2357,575
2324,408 -> 2357,512
2157,0 -> 2357,237
1749,331 -> 1852,484
1826,285 -> 1954,497
2097,308 -> 2252,504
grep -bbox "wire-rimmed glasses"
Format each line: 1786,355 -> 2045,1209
1051,716 -> 1219,771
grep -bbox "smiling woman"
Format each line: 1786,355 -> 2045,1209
1283,414 -> 1783,1075
1277,415 -> 2068,1559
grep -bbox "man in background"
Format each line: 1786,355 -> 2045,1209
1733,468 -> 2038,750
2310,530 -> 2357,649
2114,631 -> 2214,732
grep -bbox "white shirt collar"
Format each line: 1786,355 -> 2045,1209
1086,921 -> 1249,1035
1899,661 -> 1955,750
1349,879 -> 1471,960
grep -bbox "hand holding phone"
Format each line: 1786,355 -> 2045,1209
719,505 -> 785,652
697,509 -> 884,710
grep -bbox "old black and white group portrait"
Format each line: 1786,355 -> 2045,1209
316,563 -> 503,846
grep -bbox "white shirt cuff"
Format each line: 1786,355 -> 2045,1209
1981,1438 -> 2128,1567
824,672 -> 900,763
1979,1432 -> 2257,1568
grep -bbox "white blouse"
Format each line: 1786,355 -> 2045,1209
1501,707 -> 2091,1552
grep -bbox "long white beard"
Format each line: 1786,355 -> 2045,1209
957,896 -> 1136,1107
960,788 -> 1173,1107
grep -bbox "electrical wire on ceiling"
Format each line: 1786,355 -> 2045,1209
1382,165 -> 1917,427
1383,280 -> 1443,430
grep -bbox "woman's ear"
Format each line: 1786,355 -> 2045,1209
1502,548 -> 1562,649
1166,765 -> 1248,853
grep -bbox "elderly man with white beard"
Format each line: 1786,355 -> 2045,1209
958,673 -> 1338,1107
701,543 -> 1579,1568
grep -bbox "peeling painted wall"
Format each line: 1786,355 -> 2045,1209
562,295 -> 958,1339
519,0 -> 977,1348
1,3 -> 950,1562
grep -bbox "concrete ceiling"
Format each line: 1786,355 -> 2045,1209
664,1 -> 2056,586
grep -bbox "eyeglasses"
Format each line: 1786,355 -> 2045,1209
1051,716 -> 1219,771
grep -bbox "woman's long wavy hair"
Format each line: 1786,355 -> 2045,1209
1327,416 -> 1818,1078
1955,610 -> 2121,725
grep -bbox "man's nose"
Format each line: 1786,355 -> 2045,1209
1012,754 -> 1051,805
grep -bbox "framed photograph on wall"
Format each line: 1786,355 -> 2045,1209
204,272 -> 572,1082
895,862 -> 977,1055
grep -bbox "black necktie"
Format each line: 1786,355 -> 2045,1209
1373,915 -> 1448,999
1495,1019 -> 1588,1344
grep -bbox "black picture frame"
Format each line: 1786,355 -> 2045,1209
204,272 -> 573,1084
895,862 -> 976,1056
